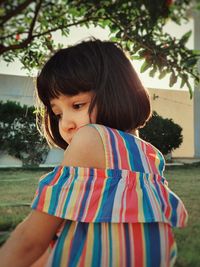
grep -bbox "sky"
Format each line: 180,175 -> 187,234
0,18 -> 194,90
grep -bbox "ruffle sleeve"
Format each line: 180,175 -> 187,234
31,166 -> 188,227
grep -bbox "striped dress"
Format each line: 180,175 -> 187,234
31,124 -> 188,267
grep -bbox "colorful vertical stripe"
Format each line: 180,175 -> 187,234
49,222 -> 176,267
31,124 -> 188,267
31,167 -> 188,227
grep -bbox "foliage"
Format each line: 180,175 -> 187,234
0,101 -> 49,166
195,0 -> 200,10
140,111 -> 183,155
0,0 -> 199,97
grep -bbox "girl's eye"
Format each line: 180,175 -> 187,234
73,103 -> 85,110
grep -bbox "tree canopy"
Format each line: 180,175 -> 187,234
0,0 -> 200,97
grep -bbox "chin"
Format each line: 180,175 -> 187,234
67,138 -> 72,144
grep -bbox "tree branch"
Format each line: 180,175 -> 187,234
27,0 -> 43,39
1,0 -> 35,25
0,32 -> 17,40
0,0 -> 42,41
0,16 -> 100,55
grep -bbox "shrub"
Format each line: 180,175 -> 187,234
0,101 -> 49,166
140,111 -> 183,155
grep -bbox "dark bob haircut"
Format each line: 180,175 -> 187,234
36,39 -> 151,149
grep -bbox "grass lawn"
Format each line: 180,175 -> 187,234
0,165 -> 200,266
0,169 -> 46,231
165,165 -> 200,267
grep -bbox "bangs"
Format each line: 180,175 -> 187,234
36,72 -> 93,107
36,47 -> 94,107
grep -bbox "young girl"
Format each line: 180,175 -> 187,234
0,39 -> 188,267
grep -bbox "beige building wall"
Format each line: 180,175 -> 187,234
148,88 -> 194,158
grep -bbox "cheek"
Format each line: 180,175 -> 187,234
58,123 -> 64,137
90,106 -> 97,123
58,126 -> 62,136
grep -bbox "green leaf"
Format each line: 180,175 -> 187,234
169,72 -> 177,87
116,31 -> 122,38
110,36 -> 119,42
131,55 -> 142,60
140,60 -> 152,73
184,58 -> 198,68
180,74 -> 188,88
180,79 -> 186,89
0,8 -> 5,16
159,69 -> 167,79
186,81 -> 193,99
179,30 -> 192,45
149,67 -> 157,78
132,44 -> 141,53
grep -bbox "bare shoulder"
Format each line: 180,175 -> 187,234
62,125 -> 105,168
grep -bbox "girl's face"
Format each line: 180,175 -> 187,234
50,91 -> 97,144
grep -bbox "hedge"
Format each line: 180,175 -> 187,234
0,101 -> 49,166
140,111 -> 183,156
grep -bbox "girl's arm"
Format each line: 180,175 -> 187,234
0,210 -> 63,267
30,247 -> 50,267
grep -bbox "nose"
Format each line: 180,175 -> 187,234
60,115 -> 76,133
